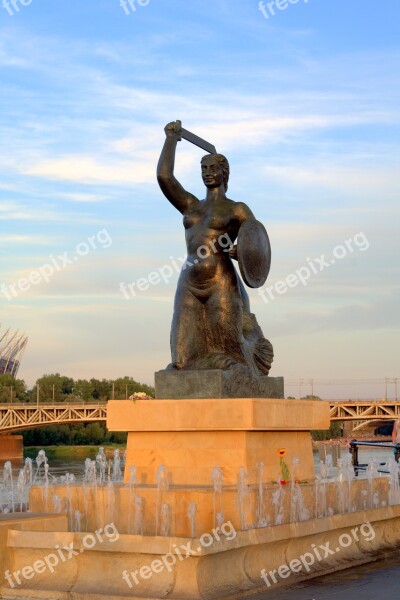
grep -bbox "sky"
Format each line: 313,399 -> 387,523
0,0 -> 399,399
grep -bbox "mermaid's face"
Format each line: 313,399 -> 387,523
201,157 -> 224,188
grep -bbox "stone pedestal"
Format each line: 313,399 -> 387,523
155,369 -> 284,399
107,398 -> 330,486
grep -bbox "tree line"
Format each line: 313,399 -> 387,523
0,373 -> 154,446
0,373 -> 154,403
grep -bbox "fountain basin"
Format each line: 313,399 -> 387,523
0,513 -> 67,591
1,507 -> 400,600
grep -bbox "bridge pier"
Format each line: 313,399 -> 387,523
0,435 -> 23,461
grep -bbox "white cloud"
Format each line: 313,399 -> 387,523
57,192 -> 111,203
262,165 -> 400,194
23,156 -> 154,185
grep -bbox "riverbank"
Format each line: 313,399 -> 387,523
23,444 -> 126,461
23,439 -> 393,461
312,436 -> 392,448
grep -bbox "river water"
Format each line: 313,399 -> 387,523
1,446 -> 400,599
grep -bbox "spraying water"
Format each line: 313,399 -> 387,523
96,447 -> 107,485
256,461 -> 267,527
33,450 -> 48,485
24,458 -> 33,486
187,501 -> 197,537
16,469 -> 26,512
160,502 -> 170,536
314,460 -> 330,518
388,456 -> 400,505
112,449 -> 122,481
3,462 -> 14,512
64,473 -> 76,530
74,509 -> 82,533
272,481 -> 285,525
106,479 -> 116,527
52,495 -> 62,513
133,496 -> 144,535
237,467 -> 250,530
156,465 -> 169,536
367,458 -> 379,510
128,466 -> 138,534
211,467 -> 223,529
290,457 -> 309,522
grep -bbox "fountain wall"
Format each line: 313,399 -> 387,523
3,507 -> 400,600
28,476 -> 396,537
0,436 -> 23,461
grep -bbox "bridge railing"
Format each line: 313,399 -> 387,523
0,401 -> 108,408
349,439 -> 400,476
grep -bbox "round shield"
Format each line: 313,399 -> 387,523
237,219 -> 271,288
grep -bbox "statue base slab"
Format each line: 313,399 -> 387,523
107,397 -> 330,486
155,369 -> 284,399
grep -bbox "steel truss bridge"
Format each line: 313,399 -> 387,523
329,400 -> 400,432
0,403 -> 107,434
0,400 -> 399,434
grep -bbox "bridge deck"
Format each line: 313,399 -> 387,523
0,403 -> 107,433
0,400 -> 399,433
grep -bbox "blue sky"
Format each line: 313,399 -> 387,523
0,0 -> 399,398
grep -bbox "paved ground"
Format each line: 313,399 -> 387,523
252,556 -> 400,600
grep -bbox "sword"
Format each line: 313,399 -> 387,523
174,120 -> 217,154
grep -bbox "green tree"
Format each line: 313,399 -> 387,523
90,378 -> 112,400
85,422 -> 105,444
112,376 -> 154,399
20,374 -> 151,445
0,374 -> 27,403
74,379 -> 95,401
32,374 -> 75,403
312,422 -> 342,441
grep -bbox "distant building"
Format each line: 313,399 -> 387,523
0,326 -> 28,377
